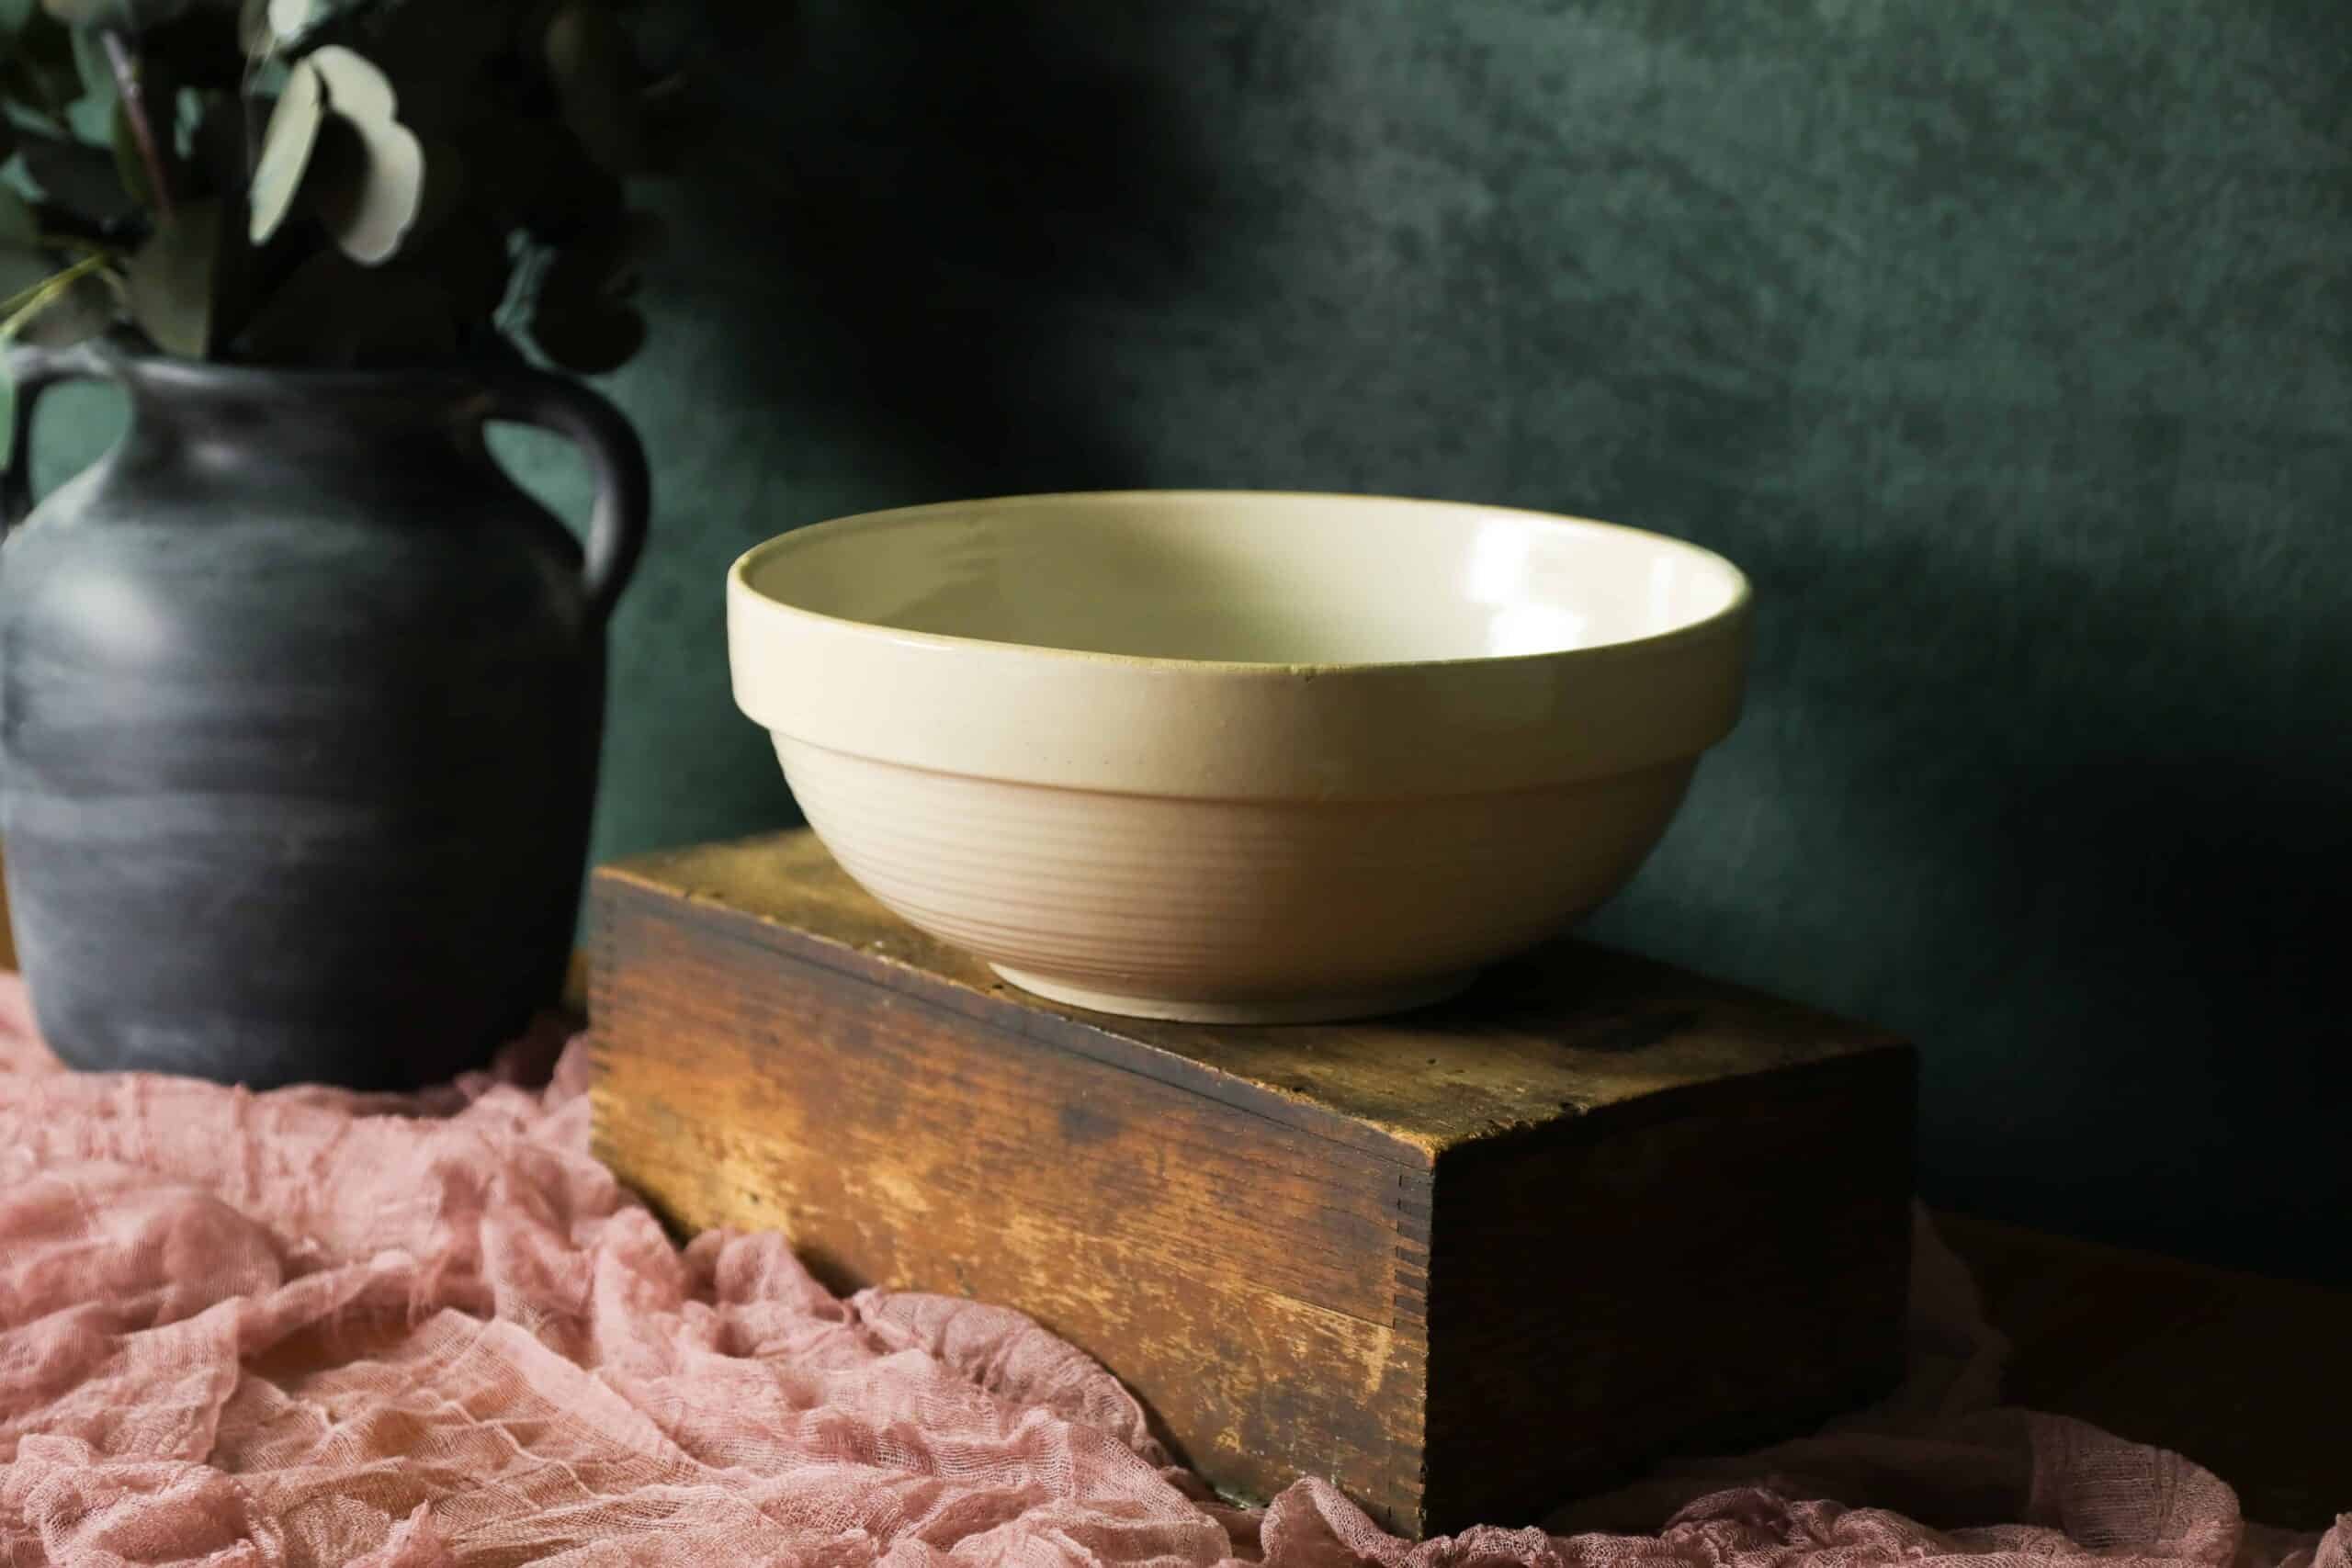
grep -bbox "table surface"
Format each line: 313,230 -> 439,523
0,861 -> 2336,1527
1936,1213 -> 2346,1529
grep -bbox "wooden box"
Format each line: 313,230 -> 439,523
589,832 -> 1915,1535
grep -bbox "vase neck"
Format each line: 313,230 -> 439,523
113,356 -> 495,477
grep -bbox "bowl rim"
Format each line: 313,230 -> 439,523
729,490 -> 1754,799
727,488 -> 1752,676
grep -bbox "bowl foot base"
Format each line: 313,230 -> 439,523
988,964 -> 1479,1025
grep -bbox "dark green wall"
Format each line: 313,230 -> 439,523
29,2 -> 2351,1278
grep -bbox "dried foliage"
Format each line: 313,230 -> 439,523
1,0 -> 698,372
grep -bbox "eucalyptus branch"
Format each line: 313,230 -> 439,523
0,251 -> 112,334
100,29 -> 175,223
0,0 -> 673,371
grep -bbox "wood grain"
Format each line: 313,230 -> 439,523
1427,1051 -> 1913,1524
593,868 -> 1436,1522
590,830 -> 1917,1534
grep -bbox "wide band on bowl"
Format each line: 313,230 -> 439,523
728,491 -> 1750,802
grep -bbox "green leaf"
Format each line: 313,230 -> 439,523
0,188 -> 39,248
542,0 -> 642,174
124,195 -> 221,355
0,10 -> 86,114
17,126 -> 141,228
246,54 -> 321,243
26,271 -> 115,347
528,209 -> 656,375
2,0 -> 40,31
67,19 -> 114,108
40,0 -> 234,31
0,245 -> 54,303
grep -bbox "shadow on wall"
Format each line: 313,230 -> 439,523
672,0 -> 1218,501
1601,514 -> 2352,1275
580,1 -> 1230,860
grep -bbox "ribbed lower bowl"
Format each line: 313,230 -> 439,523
778,737 -> 1697,1021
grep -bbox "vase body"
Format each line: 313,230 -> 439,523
0,345 -> 647,1088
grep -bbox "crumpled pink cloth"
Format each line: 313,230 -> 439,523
1,974 -> 2342,1568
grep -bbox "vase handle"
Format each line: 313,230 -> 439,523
482,368 -> 651,626
3,341 -> 114,535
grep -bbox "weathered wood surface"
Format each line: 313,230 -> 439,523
589,830 -> 1916,1534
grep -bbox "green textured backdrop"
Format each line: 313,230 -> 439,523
25,1 -> 2350,1279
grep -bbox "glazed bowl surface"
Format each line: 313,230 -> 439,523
728,491 -> 1749,1022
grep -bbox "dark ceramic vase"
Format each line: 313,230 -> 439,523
0,339 -> 648,1089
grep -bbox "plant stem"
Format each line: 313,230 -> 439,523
100,30 -> 176,226
0,252 -> 112,335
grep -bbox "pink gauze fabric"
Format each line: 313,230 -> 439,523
1,972 -> 2343,1568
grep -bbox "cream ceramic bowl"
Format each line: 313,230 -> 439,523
729,491 -> 1749,1023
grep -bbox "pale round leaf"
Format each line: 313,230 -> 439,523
312,111 -> 424,265
247,55 -> 323,243
305,43 -> 396,124
286,49 -> 430,265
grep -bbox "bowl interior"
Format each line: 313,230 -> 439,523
741,492 -> 1744,665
